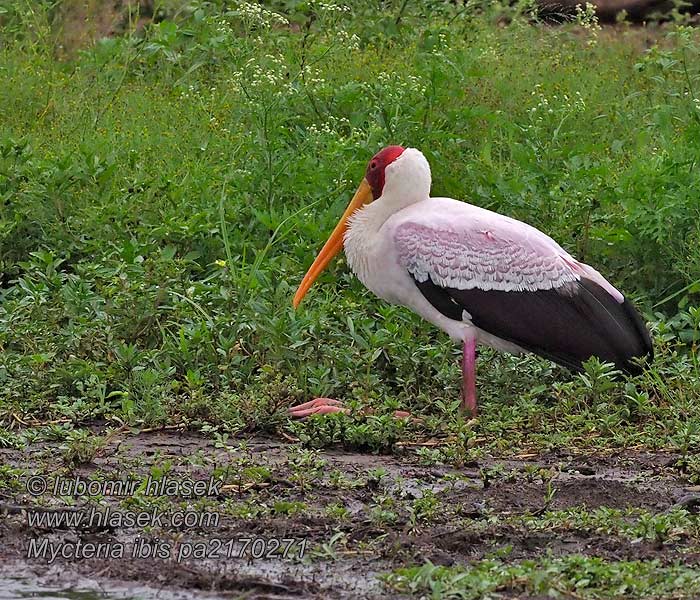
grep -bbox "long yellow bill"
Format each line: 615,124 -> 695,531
293,178 -> 373,308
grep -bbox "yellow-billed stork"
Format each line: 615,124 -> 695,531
290,146 -> 653,417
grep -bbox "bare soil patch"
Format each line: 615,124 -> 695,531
1,430 -> 698,598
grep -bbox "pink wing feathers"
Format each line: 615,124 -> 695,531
393,205 -> 623,302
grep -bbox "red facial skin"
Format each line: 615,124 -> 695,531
365,145 -> 405,200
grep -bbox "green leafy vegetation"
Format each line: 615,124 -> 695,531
1,1 -> 699,455
386,556 -> 700,599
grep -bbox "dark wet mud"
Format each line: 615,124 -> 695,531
1,431 -> 699,599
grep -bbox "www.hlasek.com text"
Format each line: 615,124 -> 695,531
26,506 -> 220,529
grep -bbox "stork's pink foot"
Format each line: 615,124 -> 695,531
288,398 -> 412,420
288,398 -> 349,418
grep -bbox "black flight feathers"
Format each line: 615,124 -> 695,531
412,275 -> 653,375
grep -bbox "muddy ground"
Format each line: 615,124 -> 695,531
1,428 -> 699,599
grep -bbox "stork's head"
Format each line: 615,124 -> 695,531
365,146 -> 431,203
292,145 -> 431,308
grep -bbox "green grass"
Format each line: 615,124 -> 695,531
0,0 -> 699,457
385,555 -> 700,599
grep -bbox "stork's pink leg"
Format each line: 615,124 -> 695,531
462,337 -> 478,417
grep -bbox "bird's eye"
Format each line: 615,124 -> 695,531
370,161 -> 377,170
